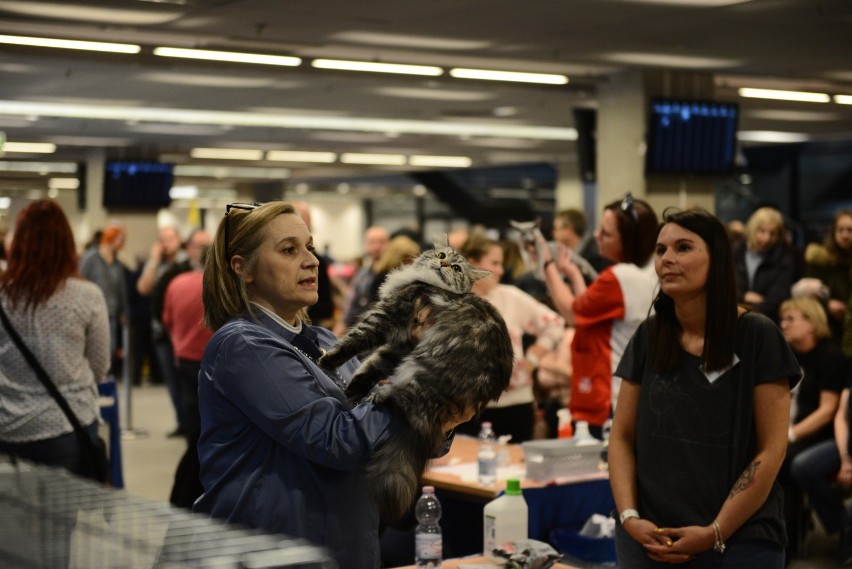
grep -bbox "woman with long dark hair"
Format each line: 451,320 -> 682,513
609,208 -> 801,568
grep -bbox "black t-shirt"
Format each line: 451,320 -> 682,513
615,312 -> 801,547
792,340 -> 848,444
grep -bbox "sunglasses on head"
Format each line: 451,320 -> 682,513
224,202 -> 261,262
620,193 -> 639,223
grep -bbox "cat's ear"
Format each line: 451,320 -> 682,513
509,220 -> 523,231
534,217 -> 542,229
431,233 -> 449,249
469,267 -> 492,283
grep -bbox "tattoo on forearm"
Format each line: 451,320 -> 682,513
729,460 -> 761,499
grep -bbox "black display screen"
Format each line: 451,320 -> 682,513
646,99 -> 739,176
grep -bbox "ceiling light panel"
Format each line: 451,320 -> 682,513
449,68 -> 568,85
737,131 -> 810,143
190,147 -> 264,160
173,165 -> 289,179
0,161 -> 77,173
1,141 -> 56,153
266,150 -> 337,163
409,155 -> 472,168
0,101 -> 577,141
0,1 -> 185,24
340,153 -> 407,165
374,87 -> 493,102
312,59 -> 442,76
330,31 -> 490,50
153,47 -> 301,67
0,34 -> 140,53
834,95 -> 852,105
738,88 -> 830,103
602,52 -> 742,69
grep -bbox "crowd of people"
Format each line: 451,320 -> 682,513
1,197 -> 851,568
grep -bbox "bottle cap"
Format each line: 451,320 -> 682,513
505,479 -> 522,496
422,486 -> 435,493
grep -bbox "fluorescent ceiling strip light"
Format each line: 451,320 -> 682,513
409,155 -> 472,168
48,177 -> 80,189
0,34 -> 140,54
174,165 -> 289,179
190,147 -> 263,160
0,100 -> 577,141
169,186 -> 199,199
738,88 -> 830,103
312,59 -> 442,76
834,95 -> 852,105
0,161 -> 77,173
737,131 -> 810,144
266,150 -> 337,163
153,47 -> 301,67
340,153 -> 407,165
449,68 -> 568,85
0,197 -> 10,209
2,142 -> 57,153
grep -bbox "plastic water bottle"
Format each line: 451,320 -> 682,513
414,486 -> 442,569
477,421 -> 497,486
483,478 -> 528,559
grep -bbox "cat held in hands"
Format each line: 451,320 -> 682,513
319,237 -> 514,521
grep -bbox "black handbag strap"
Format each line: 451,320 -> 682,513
0,300 -> 91,440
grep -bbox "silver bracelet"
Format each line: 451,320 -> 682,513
712,520 -> 725,553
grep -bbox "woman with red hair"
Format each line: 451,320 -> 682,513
0,200 -> 110,475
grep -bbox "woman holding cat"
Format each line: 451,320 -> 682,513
458,234 -> 565,443
194,201 -> 472,569
609,208 -> 800,568
535,194 -> 658,437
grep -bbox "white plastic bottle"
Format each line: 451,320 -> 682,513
483,478 -> 528,559
414,486 -> 442,569
573,420 -> 597,446
477,421 -> 497,486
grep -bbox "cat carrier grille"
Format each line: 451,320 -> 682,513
0,457 -> 336,569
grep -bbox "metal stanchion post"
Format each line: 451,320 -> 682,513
120,323 -> 148,440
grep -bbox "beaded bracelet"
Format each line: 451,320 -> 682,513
712,520 -> 725,554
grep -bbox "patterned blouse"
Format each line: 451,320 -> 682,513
0,278 -> 110,442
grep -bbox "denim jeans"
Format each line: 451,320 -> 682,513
790,439 -> 846,534
615,521 -> 784,569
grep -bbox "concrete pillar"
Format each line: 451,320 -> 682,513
596,71 -> 647,209
75,148 -> 108,246
595,70 -> 721,216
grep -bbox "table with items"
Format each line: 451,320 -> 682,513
421,435 -> 615,563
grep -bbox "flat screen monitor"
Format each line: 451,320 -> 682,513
103,161 -> 173,209
645,98 -> 739,176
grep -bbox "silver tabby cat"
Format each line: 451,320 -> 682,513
318,236 -> 514,522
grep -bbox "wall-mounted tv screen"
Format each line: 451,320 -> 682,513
103,161 -> 173,209
645,98 -> 739,176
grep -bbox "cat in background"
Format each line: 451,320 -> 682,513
510,218 -> 598,282
318,237 -> 514,522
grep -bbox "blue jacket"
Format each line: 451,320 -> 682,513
193,311 -> 401,568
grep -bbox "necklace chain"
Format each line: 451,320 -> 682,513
291,344 -> 349,391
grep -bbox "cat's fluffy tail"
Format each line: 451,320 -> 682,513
366,425 -> 432,523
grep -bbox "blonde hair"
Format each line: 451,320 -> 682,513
780,296 -> 831,340
203,201 -> 302,331
745,207 -> 784,251
373,235 -> 420,274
